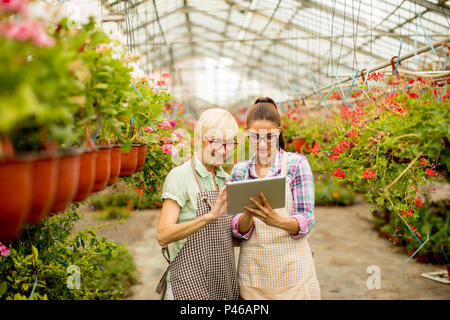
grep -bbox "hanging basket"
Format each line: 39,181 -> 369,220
92,145 -> 112,192
107,145 -> 122,186
0,157 -> 33,240
48,149 -> 82,214
74,148 -> 97,202
135,143 -> 147,172
119,144 -> 139,176
27,152 -> 59,224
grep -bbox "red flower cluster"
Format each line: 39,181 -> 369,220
361,168 -> 377,180
332,168 -> 345,179
135,188 -> 145,197
400,208 -> 414,217
347,128 -> 359,139
407,224 -> 421,241
340,106 -> 352,119
329,153 -> 339,161
156,80 -> 166,86
331,92 -> 342,100
162,72 -> 170,78
367,72 -> 384,81
408,92 -> 418,99
415,196 -> 424,209
329,139 -> 351,161
425,168 -> 437,176
420,157 -> 426,165
408,77 -> 425,85
311,142 -> 320,154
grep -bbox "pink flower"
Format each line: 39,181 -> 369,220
5,20 -> 34,42
32,29 -> 55,47
163,137 -> 173,144
158,121 -> 172,130
3,20 -> 54,47
169,120 -> 176,128
143,126 -> 154,133
162,144 -> 174,155
0,241 -> 10,257
0,0 -> 27,14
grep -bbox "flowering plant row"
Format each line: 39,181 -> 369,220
281,75 -> 449,260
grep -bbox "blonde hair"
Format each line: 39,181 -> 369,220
195,108 -> 238,146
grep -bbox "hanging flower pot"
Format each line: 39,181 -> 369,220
107,145 -> 122,185
92,145 -> 112,192
0,157 -> 33,240
73,148 -> 97,202
48,149 -> 82,214
27,152 -> 59,224
292,137 -> 307,153
135,143 -> 147,172
119,144 -> 139,176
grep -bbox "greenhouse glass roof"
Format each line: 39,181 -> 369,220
95,0 -> 449,112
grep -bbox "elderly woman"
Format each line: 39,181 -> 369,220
157,108 -> 240,300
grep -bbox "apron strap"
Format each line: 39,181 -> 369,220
191,156 -> 216,209
281,150 -> 288,177
190,156 -> 204,193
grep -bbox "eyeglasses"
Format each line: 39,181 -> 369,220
204,136 -> 239,150
246,130 -> 280,144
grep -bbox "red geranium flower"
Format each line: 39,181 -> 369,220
425,168 -> 437,176
361,168 -> 377,180
332,168 -> 345,179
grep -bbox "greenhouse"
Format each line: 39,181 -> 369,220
0,0 -> 449,303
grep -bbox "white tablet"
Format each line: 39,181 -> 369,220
226,176 -> 286,215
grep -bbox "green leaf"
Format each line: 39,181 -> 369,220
0,282 -> 7,297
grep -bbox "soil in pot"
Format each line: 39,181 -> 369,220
107,145 -> 122,185
0,158 -> 33,240
119,144 -> 139,177
74,148 -> 97,202
48,149 -> 82,214
135,143 -> 147,172
92,146 -> 112,192
27,152 -> 59,224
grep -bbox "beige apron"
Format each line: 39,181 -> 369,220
238,151 -> 321,300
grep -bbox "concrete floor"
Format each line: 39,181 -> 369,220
76,198 -> 450,300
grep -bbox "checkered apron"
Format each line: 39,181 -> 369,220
169,158 -> 240,300
238,152 -> 321,299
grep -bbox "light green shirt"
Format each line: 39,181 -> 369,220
161,154 -> 230,282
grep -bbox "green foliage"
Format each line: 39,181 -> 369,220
0,206 -> 138,300
314,175 -> 356,206
126,143 -> 175,208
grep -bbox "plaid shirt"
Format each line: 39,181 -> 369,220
230,149 -> 315,239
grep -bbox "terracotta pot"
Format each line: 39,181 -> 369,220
73,148 -> 97,202
135,143 -> 147,172
431,253 -> 443,265
49,149 -> 82,214
107,145 -> 122,185
415,253 -> 430,263
119,144 -> 139,177
92,146 -> 112,192
292,137 -> 307,153
0,157 -> 33,240
27,152 -> 59,224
